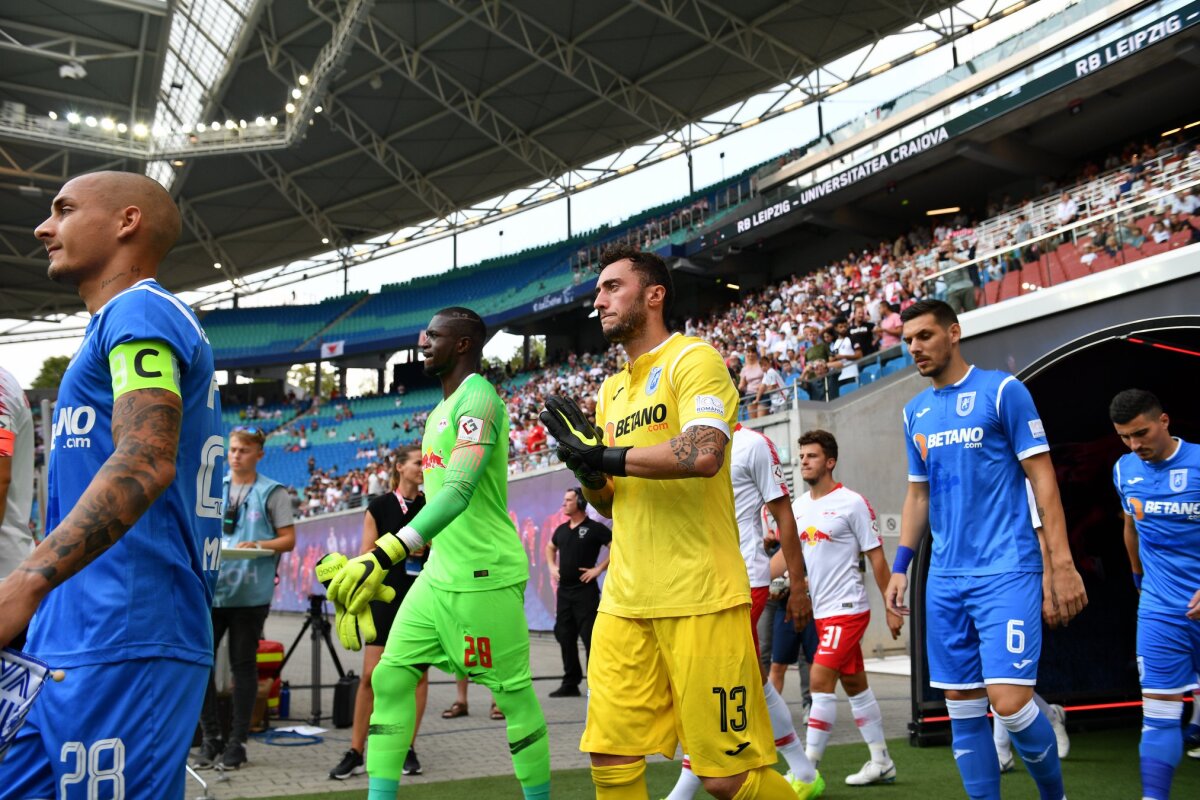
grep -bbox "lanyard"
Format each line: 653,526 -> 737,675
393,490 -> 409,515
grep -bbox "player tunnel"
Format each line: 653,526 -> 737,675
908,314 -> 1200,744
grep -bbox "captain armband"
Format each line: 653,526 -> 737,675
109,341 -> 181,399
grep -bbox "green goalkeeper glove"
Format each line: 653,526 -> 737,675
326,530 -> 420,614
540,395 -> 628,487
316,553 -> 396,650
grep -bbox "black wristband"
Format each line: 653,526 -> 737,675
600,446 -> 631,477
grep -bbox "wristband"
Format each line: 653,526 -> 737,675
600,446 -> 631,477
892,545 -> 915,575
1132,572 -> 1143,590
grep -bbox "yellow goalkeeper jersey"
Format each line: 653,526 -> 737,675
596,333 -> 748,618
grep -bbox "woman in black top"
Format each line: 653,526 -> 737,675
330,446 -> 428,780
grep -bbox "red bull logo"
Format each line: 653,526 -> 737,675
800,526 -> 832,545
421,450 -> 447,471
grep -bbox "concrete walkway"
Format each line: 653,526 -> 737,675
191,610 -> 913,800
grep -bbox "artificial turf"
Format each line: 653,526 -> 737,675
239,726 -> 1199,798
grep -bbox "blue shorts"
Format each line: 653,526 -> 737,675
1136,608 -> 1200,694
925,572 -> 1042,690
771,605 -> 818,666
0,658 -> 208,800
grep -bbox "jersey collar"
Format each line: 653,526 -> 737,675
622,331 -> 679,373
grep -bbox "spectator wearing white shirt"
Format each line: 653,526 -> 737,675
1054,192 -> 1078,227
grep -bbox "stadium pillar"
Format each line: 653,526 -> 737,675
523,335 -> 531,370
687,150 -> 694,194
818,102 -> 824,138
567,193 -> 573,238
377,367 -> 385,394
453,232 -> 458,269
339,368 -> 347,397
313,359 -> 321,407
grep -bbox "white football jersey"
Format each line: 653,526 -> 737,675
731,425 -> 789,587
792,484 -> 881,619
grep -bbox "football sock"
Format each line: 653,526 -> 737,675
592,760 -> 648,799
664,755 -> 702,800
492,685 -> 552,797
763,680 -> 816,782
730,766 -> 796,800
805,692 -> 837,765
664,756 -> 702,800
947,697 -> 1001,800
1139,698 -> 1182,800
1190,690 -> 1200,726
848,687 -> 890,765
991,705 -> 1012,761
997,698 -> 1064,800
1032,693 -> 1054,719
366,661 -> 420,791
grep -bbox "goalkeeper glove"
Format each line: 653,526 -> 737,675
316,553 -> 395,651
327,529 -> 422,614
540,395 -> 630,483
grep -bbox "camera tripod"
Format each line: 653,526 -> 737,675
279,594 -> 346,725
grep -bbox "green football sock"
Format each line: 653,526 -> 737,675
493,684 -> 551,794
366,662 -> 422,784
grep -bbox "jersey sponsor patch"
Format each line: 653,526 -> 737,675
108,340 -> 181,399
1028,419 -> 1046,439
457,414 -> 483,442
772,463 -> 786,485
695,394 -> 725,415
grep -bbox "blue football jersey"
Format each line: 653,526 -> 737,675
903,366 -> 1049,576
28,279 -> 224,668
1113,438 -> 1200,616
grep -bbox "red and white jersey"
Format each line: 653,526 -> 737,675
731,425 -> 789,587
792,483 -> 881,619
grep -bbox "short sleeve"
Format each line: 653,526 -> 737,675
850,493 -> 882,552
596,522 -> 613,546
903,407 -> 928,482
749,433 -> 788,504
266,486 -> 295,528
1112,461 -> 1131,516
453,379 -> 501,447
669,342 -> 739,437
96,286 -> 202,375
996,376 -> 1050,461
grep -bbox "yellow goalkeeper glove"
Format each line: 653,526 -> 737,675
315,553 -> 396,650
325,530 -> 415,614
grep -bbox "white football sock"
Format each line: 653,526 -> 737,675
848,687 -> 890,764
763,680 -> 815,782
806,692 -> 837,765
664,755 -> 702,800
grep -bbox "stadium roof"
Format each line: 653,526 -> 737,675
0,0 -> 967,321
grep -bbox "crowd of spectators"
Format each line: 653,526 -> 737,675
258,135 -> 1200,509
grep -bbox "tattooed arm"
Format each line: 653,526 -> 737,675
0,388 -> 181,648
621,424 -> 729,480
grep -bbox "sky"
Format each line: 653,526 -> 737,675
0,0 -> 1074,388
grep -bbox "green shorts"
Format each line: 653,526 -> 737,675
380,575 -> 533,692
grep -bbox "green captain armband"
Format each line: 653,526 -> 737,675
109,340 -> 181,399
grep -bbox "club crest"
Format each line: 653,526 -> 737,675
955,391 -> 976,417
646,366 -> 663,395
1169,468 -> 1188,492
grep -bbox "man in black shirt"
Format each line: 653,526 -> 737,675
544,487 -> 611,698
847,304 -> 878,358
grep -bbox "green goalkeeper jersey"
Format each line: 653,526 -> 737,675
412,372 -> 528,592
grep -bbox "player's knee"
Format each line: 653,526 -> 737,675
590,752 -> 642,768
699,771 -> 747,800
371,662 -> 421,702
989,687 -> 1034,718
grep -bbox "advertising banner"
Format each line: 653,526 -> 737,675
272,466 -> 608,631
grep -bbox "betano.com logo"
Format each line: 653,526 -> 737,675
52,405 -> 96,449
914,426 -> 984,459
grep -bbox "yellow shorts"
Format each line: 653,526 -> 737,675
580,605 -> 775,777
